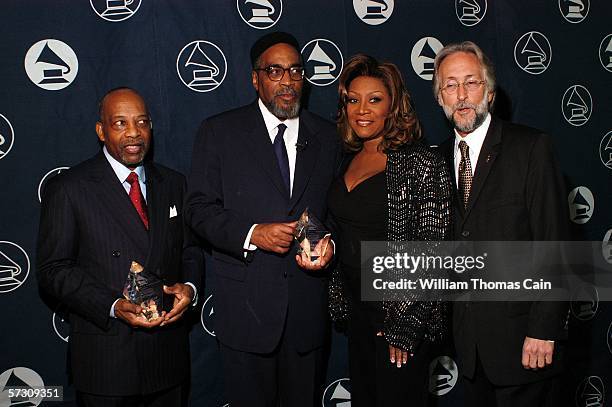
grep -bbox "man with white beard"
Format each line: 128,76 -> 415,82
435,41 -> 569,407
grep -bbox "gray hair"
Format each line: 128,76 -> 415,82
432,41 -> 496,102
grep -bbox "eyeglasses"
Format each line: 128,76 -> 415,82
254,65 -> 305,81
102,118 -> 152,131
440,79 -> 486,94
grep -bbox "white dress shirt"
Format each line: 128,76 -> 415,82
243,99 -> 300,253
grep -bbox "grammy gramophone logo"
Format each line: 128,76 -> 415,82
0,114 -> 15,161
561,85 -> 592,127
200,294 -> 216,337
455,0 -> 487,27
322,378 -> 351,407
0,241 -> 30,294
38,167 -> 70,203
603,229 -> 612,265
599,131 -> 612,170
176,40 -> 227,93
599,34 -> 612,73
24,39 -> 78,91
429,356 -> 458,396
89,0 -> 142,22
568,186 -> 594,225
301,39 -> 344,87
575,376 -> 604,407
558,0 -> 589,24
0,367 -> 45,406
353,0 -> 394,26
237,0 -> 282,30
411,37 -> 444,81
570,284 -> 599,321
514,31 -> 552,75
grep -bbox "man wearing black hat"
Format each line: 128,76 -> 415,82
186,32 -> 338,406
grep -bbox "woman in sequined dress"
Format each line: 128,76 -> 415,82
327,54 -> 452,406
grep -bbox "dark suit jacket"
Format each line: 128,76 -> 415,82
440,116 -> 569,386
186,102 -> 339,354
37,152 -> 203,396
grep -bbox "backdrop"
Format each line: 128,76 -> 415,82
0,1 -> 610,406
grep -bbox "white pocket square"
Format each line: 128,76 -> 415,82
169,205 -> 178,218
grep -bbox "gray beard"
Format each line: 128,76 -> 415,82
443,96 -> 489,134
264,98 -> 301,120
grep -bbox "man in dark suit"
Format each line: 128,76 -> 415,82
186,32 -> 338,407
435,42 -> 568,406
37,87 -> 203,407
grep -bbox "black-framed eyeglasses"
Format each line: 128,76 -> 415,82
254,65 -> 305,81
440,79 -> 486,94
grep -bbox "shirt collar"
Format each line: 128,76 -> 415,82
453,112 -> 491,153
103,146 -> 146,184
257,98 -> 299,138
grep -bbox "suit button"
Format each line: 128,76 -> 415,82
112,250 -> 121,257
283,271 -> 287,278
288,210 -> 294,216
461,231 -> 470,238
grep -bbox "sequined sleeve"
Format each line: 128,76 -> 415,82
382,145 -> 453,352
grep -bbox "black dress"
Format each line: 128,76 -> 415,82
328,169 -> 430,407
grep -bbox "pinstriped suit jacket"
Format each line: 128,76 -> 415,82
37,152 -> 203,396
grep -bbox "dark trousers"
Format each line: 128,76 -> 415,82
347,303 -> 430,407
219,333 -> 325,407
76,384 -> 185,407
462,354 -> 562,407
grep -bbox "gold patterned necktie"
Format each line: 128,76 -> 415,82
458,140 -> 473,209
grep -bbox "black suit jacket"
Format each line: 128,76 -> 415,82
440,116 -> 569,386
186,102 -> 339,353
37,152 -> 203,396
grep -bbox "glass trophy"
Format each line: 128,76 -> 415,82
294,208 -> 331,264
122,261 -> 163,321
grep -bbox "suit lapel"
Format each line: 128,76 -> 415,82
463,117 -> 502,218
240,102 -> 290,200
88,153 -> 149,253
288,114 -> 321,211
441,138 -> 465,218
143,164 -> 168,275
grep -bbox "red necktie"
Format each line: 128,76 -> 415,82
126,172 -> 149,229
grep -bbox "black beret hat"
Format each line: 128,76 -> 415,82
250,31 -> 300,67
